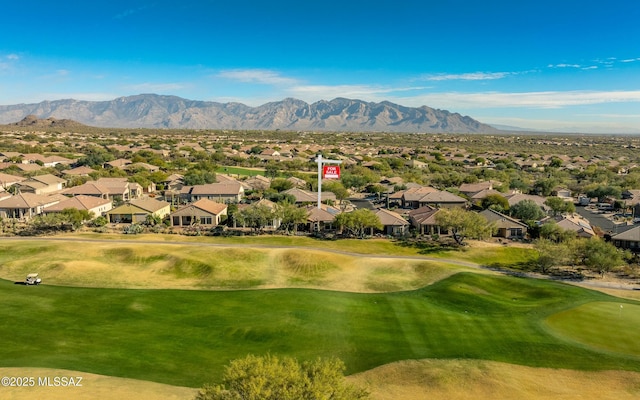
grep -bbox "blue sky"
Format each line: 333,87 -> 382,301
1,0 -> 639,133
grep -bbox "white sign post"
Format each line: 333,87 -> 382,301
315,154 -> 342,210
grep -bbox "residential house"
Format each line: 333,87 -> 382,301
103,158 -> 132,169
611,226 -> 640,252
544,214 -> 595,238
305,204 -> 340,232
395,186 -> 467,209
237,198 -> 281,230
374,208 -> 410,236
0,172 -> 26,189
170,199 -> 228,228
62,182 -> 111,199
123,162 -> 160,173
283,188 -> 336,205
94,178 -> 143,201
44,195 -> 113,217
458,180 -> 500,197
0,193 -> 65,220
286,176 -> 308,188
468,189 -> 505,205
62,166 -> 96,177
13,174 -> 66,195
479,208 -> 528,239
260,149 -> 281,158
244,175 -> 271,191
408,206 -> 444,235
505,193 -> 548,210
107,198 -> 171,224
405,159 -> 428,169
181,182 -> 244,203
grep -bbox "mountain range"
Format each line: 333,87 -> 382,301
0,94 -> 500,133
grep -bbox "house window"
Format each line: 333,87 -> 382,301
200,216 -> 212,225
172,216 -> 180,226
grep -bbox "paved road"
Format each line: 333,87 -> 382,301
574,206 -> 636,235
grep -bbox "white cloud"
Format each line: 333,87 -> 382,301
420,72 -> 510,81
6,54 -> 19,61
126,82 -> 188,92
287,84 -> 427,100
548,63 -> 582,68
621,57 -> 640,63
29,92 -> 119,102
217,69 -> 299,85
391,90 -> 640,109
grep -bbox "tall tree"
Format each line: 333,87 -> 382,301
577,237 -> 626,277
544,197 -> 575,216
277,202 -> 308,234
435,207 -> 496,245
510,199 -> 545,223
335,209 -> 382,238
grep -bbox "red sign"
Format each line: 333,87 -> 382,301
323,165 -> 340,179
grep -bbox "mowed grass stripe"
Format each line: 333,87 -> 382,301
1,273 -> 639,388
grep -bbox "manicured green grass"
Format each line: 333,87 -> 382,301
216,166 -> 265,176
545,302 -> 640,357
1,273 -> 638,388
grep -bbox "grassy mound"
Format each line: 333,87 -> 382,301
349,359 -> 640,400
0,240 -> 465,291
1,272 -> 639,388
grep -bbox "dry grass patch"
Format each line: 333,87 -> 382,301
0,240 -> 472,292
348,359 -> 640,400
0,367 -> 195,400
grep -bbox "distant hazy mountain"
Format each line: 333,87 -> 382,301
0,94 -> 500,133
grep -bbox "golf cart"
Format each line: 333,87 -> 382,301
25,273 -> 42,285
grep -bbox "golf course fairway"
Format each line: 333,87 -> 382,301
1,272 -> 639,389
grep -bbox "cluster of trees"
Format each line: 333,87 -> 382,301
534,235 -> 629,276
195,354 -> 369,400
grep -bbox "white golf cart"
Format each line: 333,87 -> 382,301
25,273 -> 42,285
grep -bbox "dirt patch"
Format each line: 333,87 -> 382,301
348,359 -> 640,400
0,367 -> 195,400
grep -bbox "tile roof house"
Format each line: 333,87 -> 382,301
13,174 -> 66,195
458,181 -> 499,197
0,193 -> 65,220
505,193 -> 549,210
548,214 -> 596,238
181,182 -> 244,203
106,198 -> 171,224
479,208 -> 528,239
94,178 -> 143,201
408,206 -> 444,235
44,195 -> 113,217
62,166 -> 96,176
0,172 -> 26,189
611,225 -> 640,252
170,199 -> 228,227
283,188 -> 336,204
374,208 -> 410,236
103,158 -> 133,169
62,182 -> 111,199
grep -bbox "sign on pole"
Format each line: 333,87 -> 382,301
323,165 -> 340,179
